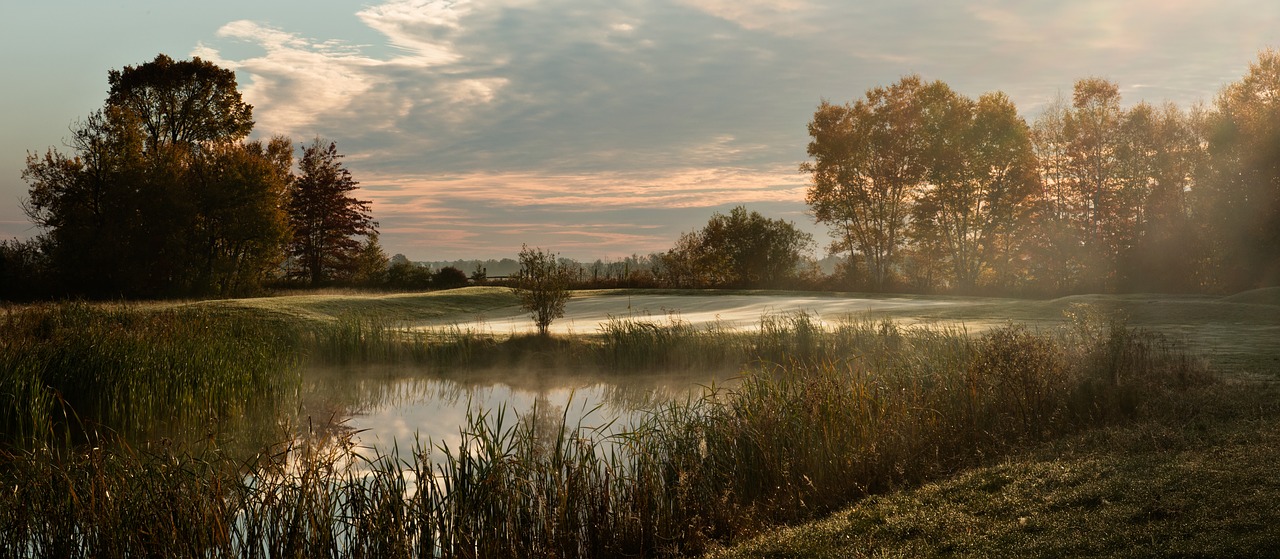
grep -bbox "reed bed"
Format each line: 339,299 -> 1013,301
0,303 -> 303,446
0,307 -> 1214,558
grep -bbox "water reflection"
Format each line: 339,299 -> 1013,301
298,366 -> 729,462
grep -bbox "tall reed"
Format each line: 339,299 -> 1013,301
0,313 -> 1215,558
0,302 -> 303,447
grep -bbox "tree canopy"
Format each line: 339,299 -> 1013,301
107,54 -> 253,147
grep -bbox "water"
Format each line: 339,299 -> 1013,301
297,366 -> 729,461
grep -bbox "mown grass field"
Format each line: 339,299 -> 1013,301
191,285 -> 1280,375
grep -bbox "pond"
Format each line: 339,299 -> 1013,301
296,365 -> 733,462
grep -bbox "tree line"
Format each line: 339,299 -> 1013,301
1,55 -> 380,300
804,51 -> 1280,294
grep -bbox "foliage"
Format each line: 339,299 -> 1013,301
911,90 -> 1041,292
433,265 -> 470,289
106,53 -> 253,146
803,76 -> 932,291
286,138 -> 378,286
386,260 -> 433,290
20,55 -> 289,298
660,206 -> 815,289
1201,49 -> 1280,290
515,245 -> 574,335
0,237 -> 55,301
348,234 -> 391,287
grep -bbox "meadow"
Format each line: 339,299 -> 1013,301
1,286 -> 1277,557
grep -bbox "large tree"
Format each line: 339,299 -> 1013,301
1202,49 -> 1280,289
22,55 -> 288,297
910,87 -> 1040,292
286,139 -> 378,286
803,76 -> 931,291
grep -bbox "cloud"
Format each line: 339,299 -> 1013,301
357,166 -> 812,258
185,0 -> 1279,261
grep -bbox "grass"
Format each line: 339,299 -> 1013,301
0,301 -> 1227,557
0,302 -> 303,446
707,383 -> 1280,558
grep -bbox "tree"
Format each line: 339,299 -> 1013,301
1202,49 -> 1280,289
434,266 -> 470,289
21,54 -> 289,298
286,139 -> 377,286
516,245 -> 574,336
1064,78 -> 1127,290
0,237 -> 54,301
107,54 -> 253,147
911,88 -> 1040,292
803,76 -> 932,291
662,206 -> 815,289
187,136 -> 293,295
1029,95 -> 1087,292
348,234 -> 390,287
1115,102 -> 1207,291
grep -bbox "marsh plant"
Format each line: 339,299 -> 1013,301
0,305 -> 1213,558
0,303 -> 303,446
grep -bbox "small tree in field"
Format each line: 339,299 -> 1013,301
516,245 -> 573,336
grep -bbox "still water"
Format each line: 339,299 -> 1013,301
297,366 -> 731,461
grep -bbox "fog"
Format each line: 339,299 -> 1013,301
416,293 -> 976,335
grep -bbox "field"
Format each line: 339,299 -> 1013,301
202,285 -> 1280,374
1,286 -> 1278,557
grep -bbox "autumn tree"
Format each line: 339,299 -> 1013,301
22,55 -> 289,297
803,76 -> 931,291
107,54 -> 254,147
910,86 -> 1040,292
286,139 -> 378,286
1114,102 -> 1207,291
1201,49 -> 1280,290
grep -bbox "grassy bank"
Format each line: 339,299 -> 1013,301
708,382 -> 1280,558
0,294 -> 1226,557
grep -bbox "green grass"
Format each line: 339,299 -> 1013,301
191,286 -> 520,326
0,302 -> 303,446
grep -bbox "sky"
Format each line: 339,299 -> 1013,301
2,0 -> 1277,261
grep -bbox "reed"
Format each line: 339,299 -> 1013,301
0,302 -> 303,447
0,310 -> 1215,558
